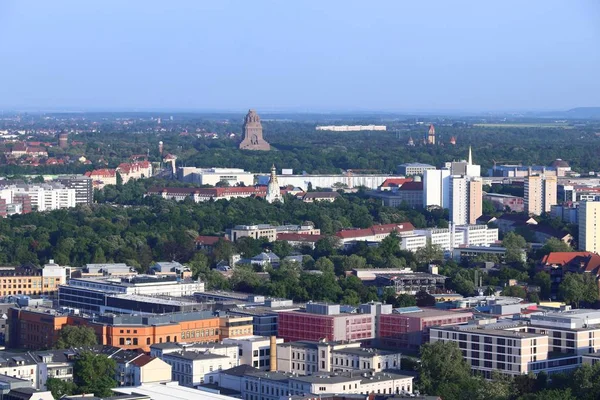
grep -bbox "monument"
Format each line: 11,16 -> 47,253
239,109 -> 270,151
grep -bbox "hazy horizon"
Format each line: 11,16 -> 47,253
1,0 -> 599,112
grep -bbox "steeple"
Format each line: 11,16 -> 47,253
468,146 -> 473,165
266,164 -> 283,204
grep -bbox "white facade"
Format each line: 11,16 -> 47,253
222,336 -> 283,370
579,201 -> 600,253
8,184 -> 76,211
454,225 -> 499,247
162,351 -> 238,387
400,234 -> 428,251
449,175 -> 469,225
178,167 -> 254,187
66,276 -> 205,297
423,169 -> 450,208
257,174 -> 406,191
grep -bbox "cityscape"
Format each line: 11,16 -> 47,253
1,1 -> 600,400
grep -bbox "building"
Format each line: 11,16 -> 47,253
2,183 -> 76,212
301,192 -> 341,202
579,201 -> 600,253
452,246 -> 524,262
8,307 -> 221,352
222,336 -> 284,370
449,176 -> 482,225
0,260 -> 68,297
366,270 -> 448,295
315,125 -> 387,132
538,252 -> 600,298
177,167 -> 255,187
423,169 -> 450,208
207,367 -> 414,399
378,307 -> 473,349
276,340 -> 402,374
397,163 -> 435,176
429,323 -> 552,378
369,181 -> 424,208
239,109 -> 270,151
85,169 -> 117,189
115,354 -> 172,387
58,275 -> 205,313
336,223 -> 416,246
162,350 -> 238,387
58,133 -> 68,149
427,124 -> 435,145
454,224 -> 499,247
114,381 -> 240,400
483,192 -> 525,213
445,147 -> 481,177
266,165 -> 284,204
277,303 -> 375,342
257,172 -> 409,192
550,203 -> 579,224
525,175 -> 557,215
227,224 -> 277,242
54,175 -> 93,205
117,161 -> 153,183
219,316 -> 254,340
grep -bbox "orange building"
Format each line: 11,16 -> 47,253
9,308 -> 221,352
218,316 -> 254,340
0,261 -> 68,297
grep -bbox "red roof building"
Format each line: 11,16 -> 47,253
539,251 -> 600,299
379,178 -> 413,191
336,223 -> 415,243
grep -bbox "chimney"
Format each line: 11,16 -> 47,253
269,335 -> 277,371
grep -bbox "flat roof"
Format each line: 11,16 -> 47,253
114,382 -> 240,400
433,324 -> 544,339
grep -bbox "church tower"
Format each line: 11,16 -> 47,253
266,165 -> 283,204
427,124 -> 436,145
239,109 -> 271,151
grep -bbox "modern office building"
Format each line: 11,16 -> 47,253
397,163 -> 435,176
525,175 -> 557,215
277,303 -> 375,342
579,201 -> 600,253
54,175 -> 93,205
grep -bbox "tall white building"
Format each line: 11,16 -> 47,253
579,201 -> 600,253
423,168 -> 450,208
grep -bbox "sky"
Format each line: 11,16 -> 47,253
0,0 -> 599,112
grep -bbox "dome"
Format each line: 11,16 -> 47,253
551,159 -> 570,168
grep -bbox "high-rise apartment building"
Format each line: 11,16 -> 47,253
579,201 -> 600,253
423,169 -> 450,208
525,175 -> 557,215
449,176 -> 482,225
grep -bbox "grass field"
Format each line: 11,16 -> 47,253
473,123 -> 573,129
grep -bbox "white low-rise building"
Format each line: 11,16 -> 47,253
161,350 -> 238,387
178,167 -> 255,187
222,336 -> 283,370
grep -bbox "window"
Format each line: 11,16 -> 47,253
253,350 -> 259,357
133,338 -> 138,345
119,338 -> 125,345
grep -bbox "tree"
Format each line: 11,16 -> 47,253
502,232 -> 527,263
379,231 -> 400,257
46,378 -> 76,398
415,290 -> 435,307
314,257 -> 335,274
418,341 -> 473,398
56,325 -> 97,349
213,239 -> 236,262
559,273 -> 599,308
502,285 -> 527,298
116,172 -> 123,188
215,180 -> 231,187
394,294 -> 417,308
272,240 -> 293,258
414,239 -> 443,265
188,252 -> 209,279
539,237 -> 573,256
533,271 -> 552,300
73,352 -> 117,397
314,236 -> 341,258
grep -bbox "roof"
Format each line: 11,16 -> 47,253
85,169 -> 117,178
276,233 -> 323,243
303,191 -> 341,199
398,181 -> 423,191
196,236 -> 226,246
380,178 -> 413,188
497,213 -> 537,223
541,252 -> 600,273
131,354 -> 154,367
336,223 -> 415,239
221,364 -> 261,377
114,382 -> 238,400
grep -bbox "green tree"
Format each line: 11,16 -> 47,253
187,252 -> 209,279
533,272 -> 552,300
73,352 -> 117,397
394,294 -> 417,308
116,172 -> 123,188
213,239 -> 236,262
539,237 -> 573,256
46,378 -> 76,398
418,341 -> 473,399
379,231 -> 400,257
314,257 -> 335,274
502,285 -> 527,298
271,240 -> 293,258
414,239 -> 443,265
56,325 -> 97,349
502,232 -> 527,263
559,273 -> 599,308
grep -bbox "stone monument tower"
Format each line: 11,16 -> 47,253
239,109 -> 270,151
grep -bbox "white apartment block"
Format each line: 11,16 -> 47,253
430,323 -> 549,378
178,167 -> 255,187
277,341 -> 402,375
222,336 -> 283,370
161,350 -> 239,387
400,234 -> 428,252
9,184 -> 76,211
402,225 -> 497,252
579,201 -> 600,253
449,176 -> 482,225
423,169 -> 450,208
454,224 -> 499,247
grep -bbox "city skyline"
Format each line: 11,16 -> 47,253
1,0 -> 599,112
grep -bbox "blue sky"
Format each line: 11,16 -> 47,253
0,0 -> 598,112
